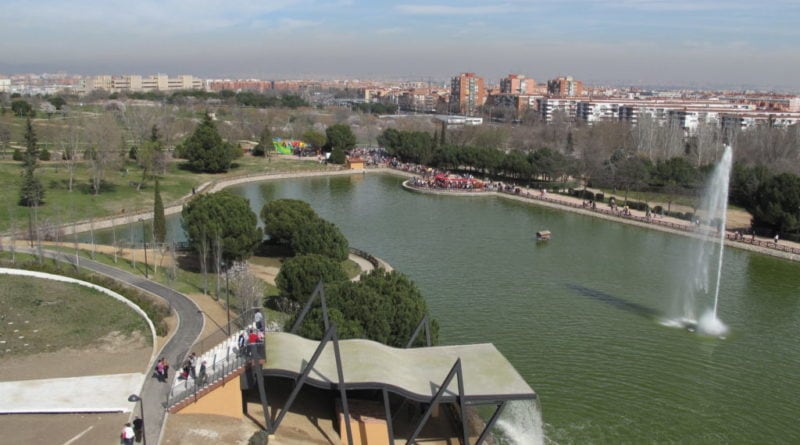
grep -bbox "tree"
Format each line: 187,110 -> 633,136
182,191 -> 262,263
153,178 -> 166,244
329,147 -> 347,164
261,199 -> 318,244
84,114 -> 122,195
290,269 -> 439,348
252,124 -> 272,157
291,219 -> 349,261
302,129 -> 326,151
325,124 -> 356,153
275,254 -> 349,305
58,117 -> 82,192
180,113 -> 236,173
48,96 -> 66,111
19,118 -> 44,207
750,173 -> 800,240
11,100 -> 33,117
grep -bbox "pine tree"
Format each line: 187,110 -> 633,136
19,117 -> 44,206
153,178 -> 166,244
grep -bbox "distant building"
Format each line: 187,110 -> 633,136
0,78 -> 10,93
547,76 -> 584,97
450,72 -> 486,116
78,74 -> 203,93
500,74 -> 536,95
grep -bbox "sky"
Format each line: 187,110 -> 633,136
1,0 -> 799,90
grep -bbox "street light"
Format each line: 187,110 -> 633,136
127,394 -> 146,445
139,218 -> 148,278
222,260 -> 231,335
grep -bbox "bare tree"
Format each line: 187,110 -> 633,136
230,270 -> 265,315
59,117 -> 83,191
633,114 -> 658,161
84,114 -> 122,195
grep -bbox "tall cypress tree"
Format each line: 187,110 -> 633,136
153,178 -> 166,244
19,117 -> 44,206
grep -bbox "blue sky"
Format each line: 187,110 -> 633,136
2,0 -> 799,89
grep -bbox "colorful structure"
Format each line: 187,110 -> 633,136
272,137 -> 309,155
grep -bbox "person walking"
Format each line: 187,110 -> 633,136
120,422 -> 135,445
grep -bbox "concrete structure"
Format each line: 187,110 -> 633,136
264,332 -> 535,404
450,72 -> 486,116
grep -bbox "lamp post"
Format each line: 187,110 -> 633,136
222,260 -> 230,335
139,218 -> 148,278
127,394 -> 146,445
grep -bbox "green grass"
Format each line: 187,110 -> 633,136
342,259 -> 361,279
0,155 -> 337,232
0,274 -> 149,358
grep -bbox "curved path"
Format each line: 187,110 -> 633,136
13,247 -> 203,445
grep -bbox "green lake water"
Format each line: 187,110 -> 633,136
92,173 -> 800,443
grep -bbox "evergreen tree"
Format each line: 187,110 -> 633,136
252,124 -> 272,158
19,117 -> 44,206
180,113 -> 236,173
153,178 -> 166,244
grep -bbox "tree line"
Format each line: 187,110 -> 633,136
379,127 -> 800,241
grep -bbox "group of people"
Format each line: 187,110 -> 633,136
120,417 -> 143,445
236,309 -> 266,358
154,357 -> 170,383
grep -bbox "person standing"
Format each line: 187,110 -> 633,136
188,352 -> 197,379
132,417 -> 143,443
774,233 -> 780,245
121,422 -> 135,445
254,309 -> 264,332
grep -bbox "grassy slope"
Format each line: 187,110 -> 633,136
0,274 -> 148,358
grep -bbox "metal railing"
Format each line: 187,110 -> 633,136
167,340 -> 265,409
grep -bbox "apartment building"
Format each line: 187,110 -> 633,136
450,72 -> 486,116
547,76 -> 584,97
78,74 -> 202,93
500,74 -> 536,95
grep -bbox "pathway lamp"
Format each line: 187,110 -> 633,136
127,394 -> 146,445
139,218 -> 148,278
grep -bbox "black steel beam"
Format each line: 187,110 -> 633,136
475,401 -> 507,445
406,358 -> 465,445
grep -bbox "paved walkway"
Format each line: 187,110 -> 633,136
0,373 -> 144,413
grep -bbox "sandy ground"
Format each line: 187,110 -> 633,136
0,331 -> 150,381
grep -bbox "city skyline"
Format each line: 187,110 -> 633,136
1,0 -> 799,91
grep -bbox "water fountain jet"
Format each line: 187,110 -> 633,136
666,145 -> 732,337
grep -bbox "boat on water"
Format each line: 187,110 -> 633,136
536,230 -> 551,241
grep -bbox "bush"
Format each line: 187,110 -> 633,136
39,148 -> 51,161
595,193 -> 604,202
653,205 -> 663,214
626,200 -> 648,211
12,148 -> 23,161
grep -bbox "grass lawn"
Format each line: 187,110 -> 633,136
0,274 -> 149,358
0,154 -> 336,233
